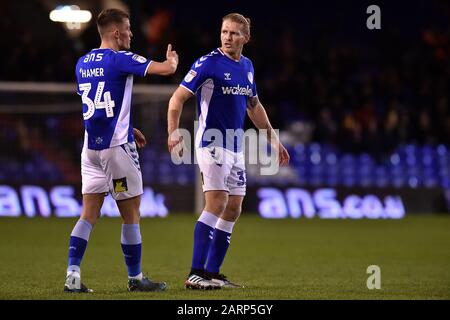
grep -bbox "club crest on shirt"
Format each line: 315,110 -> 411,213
247,72 -> 253,84
113,177 -> 128,193
184,70 -> 197,83
132,54 -> 147,63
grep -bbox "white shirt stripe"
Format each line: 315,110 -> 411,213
110,75 -> 133,147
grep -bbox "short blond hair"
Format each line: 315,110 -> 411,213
222,13 -> 251,38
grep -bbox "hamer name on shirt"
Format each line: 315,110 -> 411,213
80,68 -> 105,78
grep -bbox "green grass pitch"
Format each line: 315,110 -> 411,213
0,214 -> 449,299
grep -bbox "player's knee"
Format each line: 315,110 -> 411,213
120,209 -> 140,224
205,202 -> 227,215
80,212 -> 100,226
223,206 -> 241,221
204,193 -> 228,214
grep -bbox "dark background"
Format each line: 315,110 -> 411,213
0,0 -> 449,213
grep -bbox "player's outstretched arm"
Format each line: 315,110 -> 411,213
167,86 -> 193,154
147,44 -> 179,76
247,96 -> 290,166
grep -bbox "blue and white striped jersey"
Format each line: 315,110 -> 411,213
180,48 -> 258,152
75,48 -> 151,150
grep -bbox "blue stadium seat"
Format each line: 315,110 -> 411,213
325,152 -> 338,165
358,153 -> 374,165
359,164 -> 373,176
341,154 -> 356,165
342,176 -> 356,187
441,177 -> 450,188
325,174 -> 339,186
437,144 -> 447,157
407,177 -> 420,188
374,167 -> 389,187
310,173 -> 324,186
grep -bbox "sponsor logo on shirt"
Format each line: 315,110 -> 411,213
221,84 -> 253,96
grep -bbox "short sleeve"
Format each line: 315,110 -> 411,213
114,51 -> 152,77
180,57 -> 212,94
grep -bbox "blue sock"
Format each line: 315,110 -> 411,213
205,218 -> 234,274
121,224 -> 142,277
67,219 -> 92,273
191,211 -> 219,271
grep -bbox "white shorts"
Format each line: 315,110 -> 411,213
196,146 -> 246,196
81,142 -> 143,200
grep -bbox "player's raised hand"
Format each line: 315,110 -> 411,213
133,127 -> 147,148
147,45 -> 178,75
166,44 -> 179,69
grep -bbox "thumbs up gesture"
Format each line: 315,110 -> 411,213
166,44 -> 179,72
